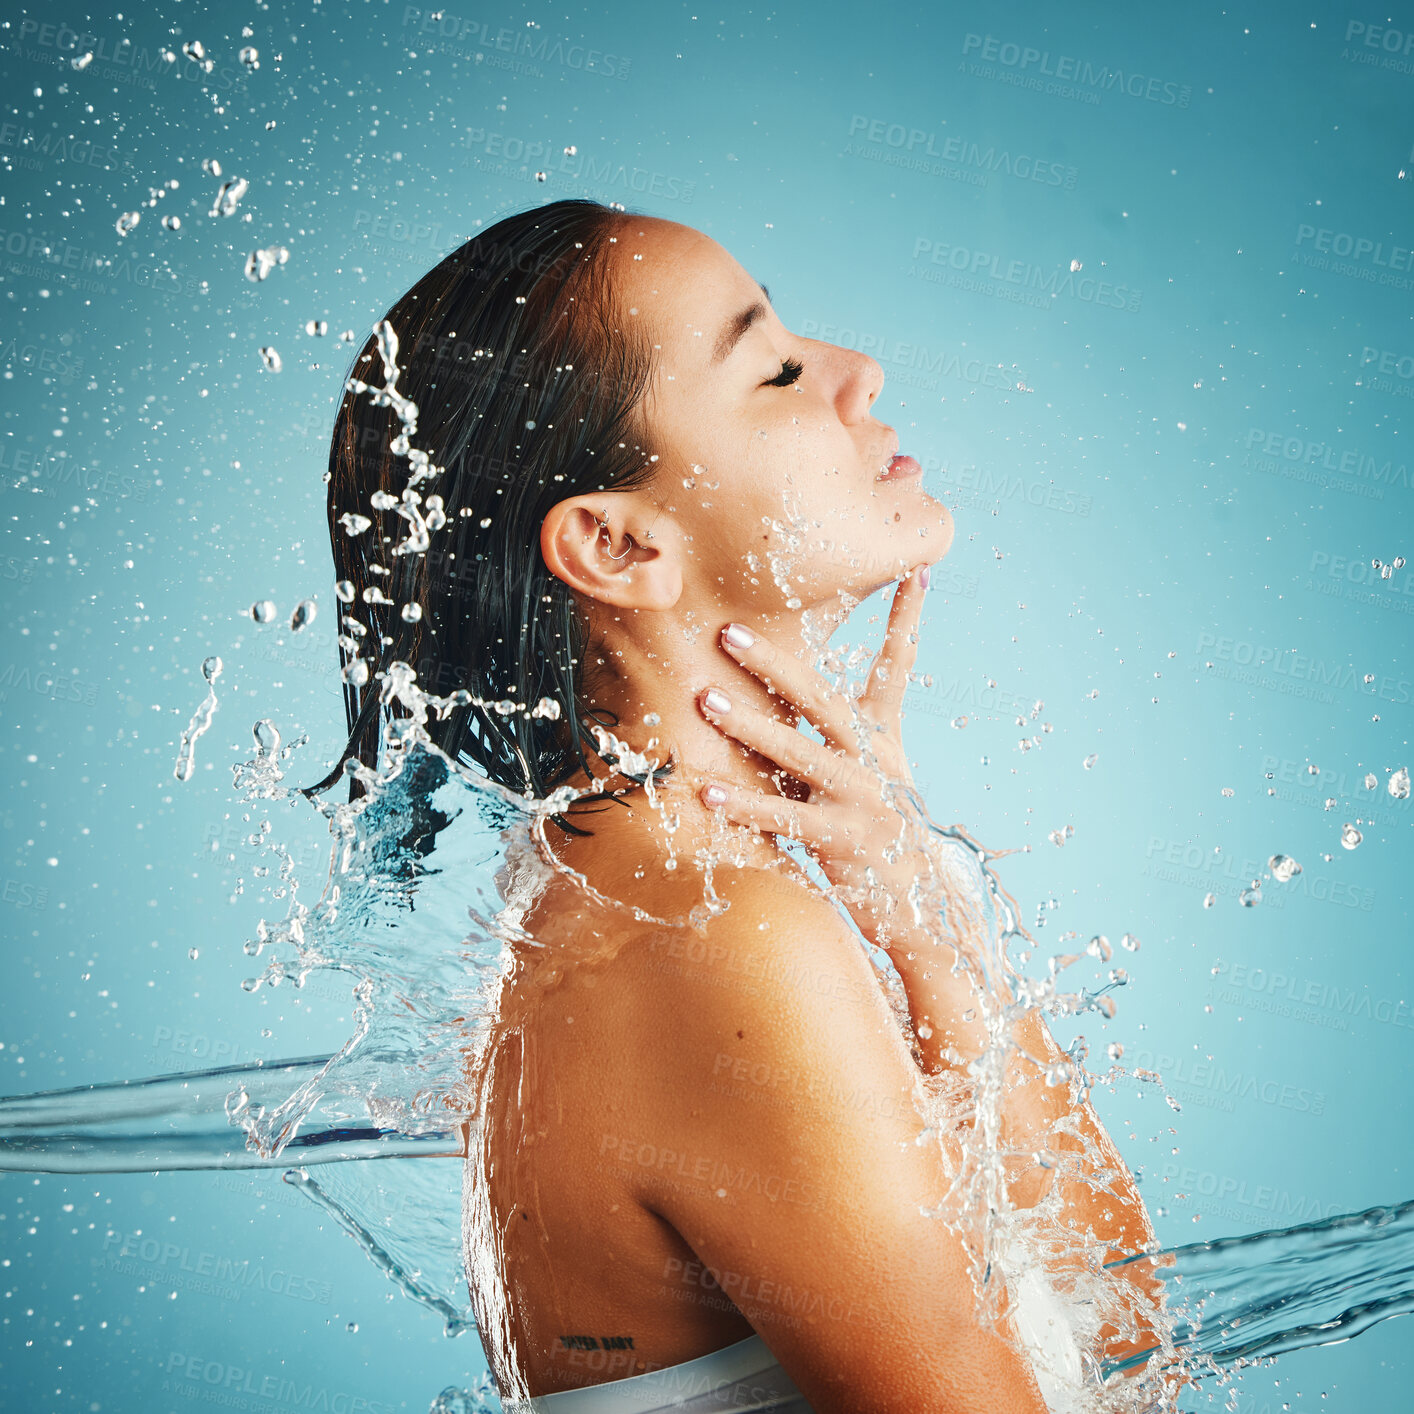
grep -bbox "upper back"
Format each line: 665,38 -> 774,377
471,835 -> 1049,1412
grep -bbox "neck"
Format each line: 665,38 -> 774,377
555,599 -> 850,867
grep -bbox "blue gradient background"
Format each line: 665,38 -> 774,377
2,3 -> 1410,1412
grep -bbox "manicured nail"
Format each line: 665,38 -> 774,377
702,783 -> 729,807
917,564 -> 930,590
722,622 -> 755,650
701,687 -> 732,714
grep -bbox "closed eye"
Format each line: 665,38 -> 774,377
762,355 -> 804,388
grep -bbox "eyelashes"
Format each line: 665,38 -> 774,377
762,355 -> 804,388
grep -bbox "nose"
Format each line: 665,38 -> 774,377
812,339 -> 884,424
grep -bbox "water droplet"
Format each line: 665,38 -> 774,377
202,156 -> 222,177
1107,1042 -> 1124,1061
244,245 -> 289,282
161,213 -> 181,231
188,947 -> 199,960
305,319 -> 329,337
1324,797 -> 1337,811
534,171 -> 548,182
1341,823 -> 1363,850
258,346 -> 282,373
239,45 -> 260,69
1202,892 -> 1216,909
1120,933 -> 1140,952
115,211 -> 140,237
290,599 -> 317,632
400,603 -> 422,623
342,659 -> 370,688
1239,882 -> 1262,906
249,600 -> 277,624
951,715 -> 968,729
210,175 -> 250,218
339,513 -> 371,537
1083,753 -> 1098,770
1087,934 -> 1112,961
1221,786 -> 1234,797
1389,767 -> 1410,800
70,51 -> 93,70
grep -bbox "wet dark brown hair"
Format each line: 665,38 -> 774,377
304,199 -> 672,832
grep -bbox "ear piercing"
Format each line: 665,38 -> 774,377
597,512 -> 632,561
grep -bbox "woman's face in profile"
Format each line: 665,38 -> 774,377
612,217 -> 955,612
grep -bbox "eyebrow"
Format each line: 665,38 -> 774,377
711,282 -> 773,365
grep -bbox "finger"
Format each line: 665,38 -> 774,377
863,563 -> 929,718
697,780 -> 840,845
697,686 -> 857,795
716,622 -> 861,753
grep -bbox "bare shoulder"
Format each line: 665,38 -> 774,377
616,860 -> 926,1180
630,861 -> 903,1032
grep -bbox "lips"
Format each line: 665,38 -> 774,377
876,453 -> 922,482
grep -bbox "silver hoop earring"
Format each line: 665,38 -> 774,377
598,516 -> 632,561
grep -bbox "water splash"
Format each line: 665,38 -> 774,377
174,654 -> 222,782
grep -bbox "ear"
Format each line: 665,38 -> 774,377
540,497 -> 682,610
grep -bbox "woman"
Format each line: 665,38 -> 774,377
318,200 -> 1169,1413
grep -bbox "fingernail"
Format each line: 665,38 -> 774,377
701,687 -> 732,714
702,783 -> 729,806
917,564 -> 930,590
722,622 -> 755,651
